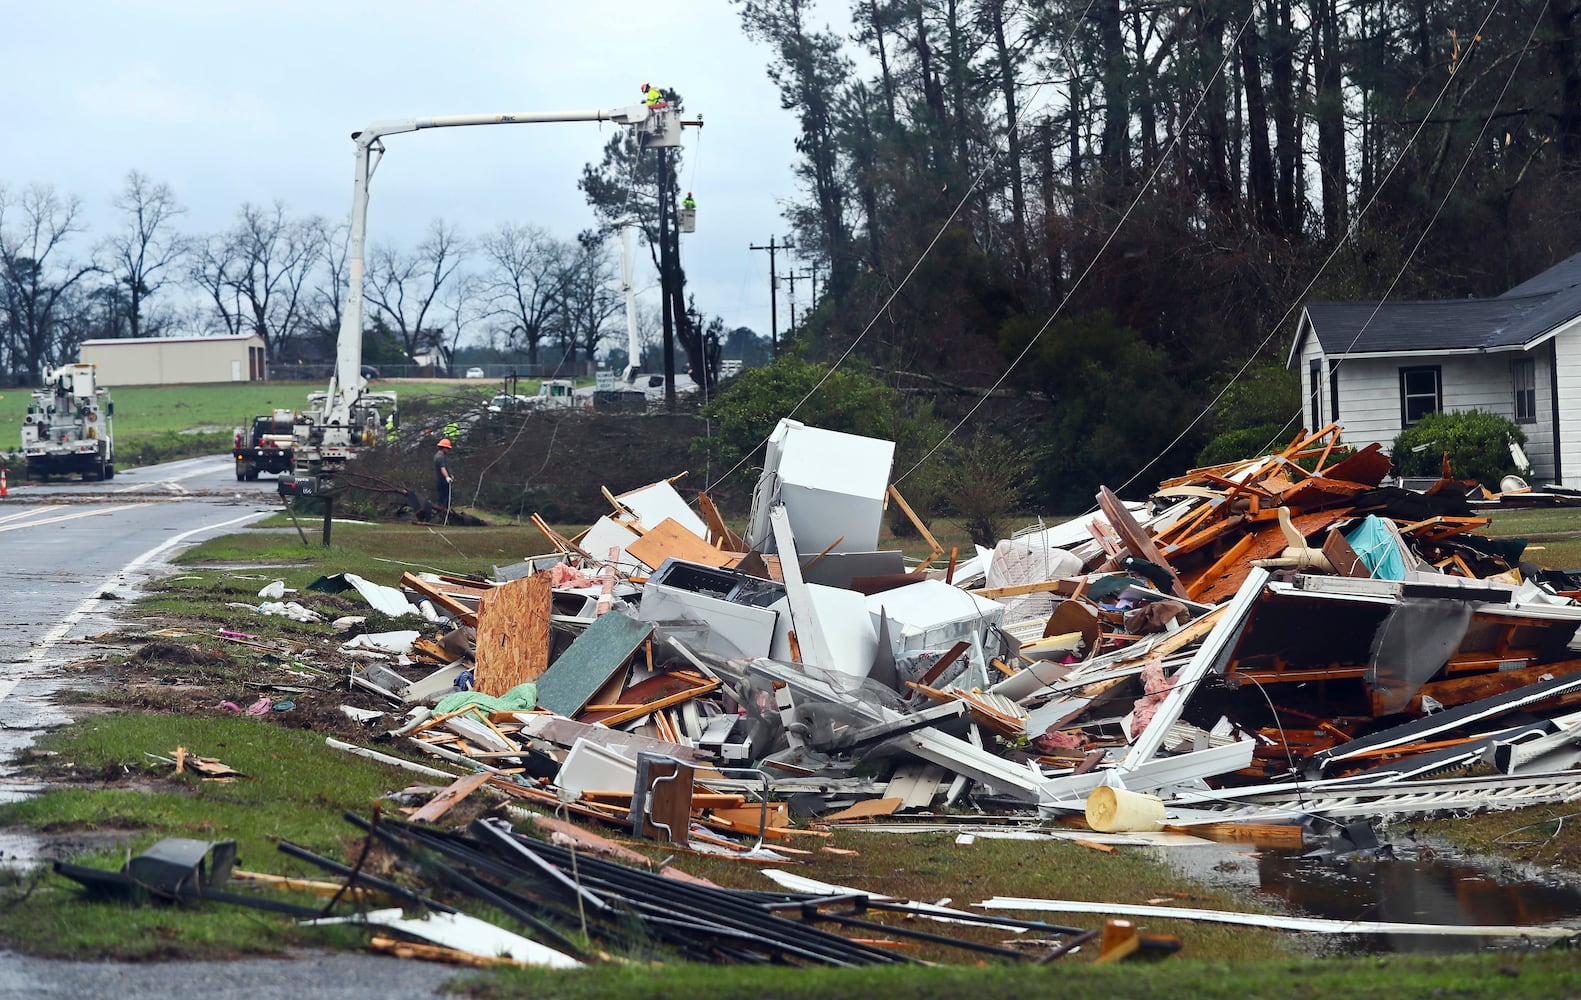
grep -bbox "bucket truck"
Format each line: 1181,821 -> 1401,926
288,99 -> 677,476
20,363 -> 115,481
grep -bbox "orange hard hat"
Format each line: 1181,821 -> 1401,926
438,438 -> 452,448
641,82 -> 650,91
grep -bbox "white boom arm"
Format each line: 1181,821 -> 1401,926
325,104 -> 656,426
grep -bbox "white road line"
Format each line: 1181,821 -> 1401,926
24,509 -> 273,667
0,504 -> 147,533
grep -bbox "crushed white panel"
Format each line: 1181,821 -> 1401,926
343,573 -> 416,616
555,737 -> 638,796
1039,740 -> 1256,810
1118,568 -> 1269,772
341,630 -> 421,655
302,908 -> 582,967
888,728 -> 1044,802
975,897 -> 1577,938
613,479 -> 709,539
579,516 -> 644,573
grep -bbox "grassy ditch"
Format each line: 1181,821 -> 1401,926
0,713 -> 404,960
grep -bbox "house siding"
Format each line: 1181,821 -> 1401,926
1330,352 -> 1558,481
1298,328 -> 1325,430
1557,334 -> 1581,487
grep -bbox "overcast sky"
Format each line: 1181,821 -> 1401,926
0,1 -> 845,345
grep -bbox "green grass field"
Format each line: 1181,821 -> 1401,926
0,379 -> 514,436
0,378 -> 566,470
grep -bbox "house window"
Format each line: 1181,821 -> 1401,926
1309,358 -> 1322,431
1328,361 -> 1340,423
1399,366 -> 1441,426
1513,358 -> 1536,424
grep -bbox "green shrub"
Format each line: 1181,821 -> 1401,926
1196,423 -> 1295,467
1390,409 -> 1530,485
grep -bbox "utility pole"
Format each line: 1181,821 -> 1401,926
749,235 -> 792,356
786,268 -> 815,335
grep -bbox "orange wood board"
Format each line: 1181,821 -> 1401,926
625,517 -> 736,570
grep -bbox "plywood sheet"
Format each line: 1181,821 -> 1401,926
625,517 -> 735,571
473,572 -> 552,697
535,612 -> 653,717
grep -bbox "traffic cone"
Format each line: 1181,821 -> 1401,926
1,468 -> 8,497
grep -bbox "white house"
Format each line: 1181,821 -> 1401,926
1288,251 -> 1581,485
78,334 -> 268,387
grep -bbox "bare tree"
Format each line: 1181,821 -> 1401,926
189,202 -> 327,360
552,232 -> 622,369
478,222 -> 568,366
440,269 -> 484,374
102,170 -> 188,340
0,183 -> 98,383
364,219 -> 466,363
301,220 -> 351,361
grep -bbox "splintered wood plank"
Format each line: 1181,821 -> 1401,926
400,572 -> 478,626
409,771 -> 492,823
473,571 -> 552,697
534,612 -> 653,717
823,797 -> 904,823
1096,486 -> 1189,600
697,491 -> 746,551
625,517 -> 736,571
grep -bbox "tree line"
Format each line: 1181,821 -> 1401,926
732,0 -> 1581,506
0,170 -> 696,387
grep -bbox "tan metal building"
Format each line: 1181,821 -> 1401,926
78,335 -> 267,386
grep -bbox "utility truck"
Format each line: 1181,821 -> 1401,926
20,363 -> 115,481
232,409 -> 296,480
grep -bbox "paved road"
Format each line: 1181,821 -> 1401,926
2,454 -> 277,668
0,457 -> 465,997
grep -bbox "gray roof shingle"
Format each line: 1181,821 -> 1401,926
1302,251 -> 1581,357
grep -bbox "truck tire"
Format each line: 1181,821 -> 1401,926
104,464 -> 115,480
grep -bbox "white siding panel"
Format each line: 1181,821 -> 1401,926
1557,336 -> 1581,487
1333,353 -> 1546,472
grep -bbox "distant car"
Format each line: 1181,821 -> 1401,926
360,365 -> 380,379
486,393 -> 533,413
464,367 -> 486,379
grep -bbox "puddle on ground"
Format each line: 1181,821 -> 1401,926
1162,834 -> 1581,953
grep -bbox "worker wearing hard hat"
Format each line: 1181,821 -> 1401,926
683,192 -> 696,211
644,83 -> 663,107
434,438 -> 454,509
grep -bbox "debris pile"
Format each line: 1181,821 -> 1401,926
321,417 -> 1581,849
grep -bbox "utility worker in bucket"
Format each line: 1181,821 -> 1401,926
434,438 -> 454,509
644,83 -> 663,107
683,192 -> 696,211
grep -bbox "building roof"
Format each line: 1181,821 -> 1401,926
80,334 -> 264,346
1293,250 -> 1581,364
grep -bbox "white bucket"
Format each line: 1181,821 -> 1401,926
1085,786 -> 1166,833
